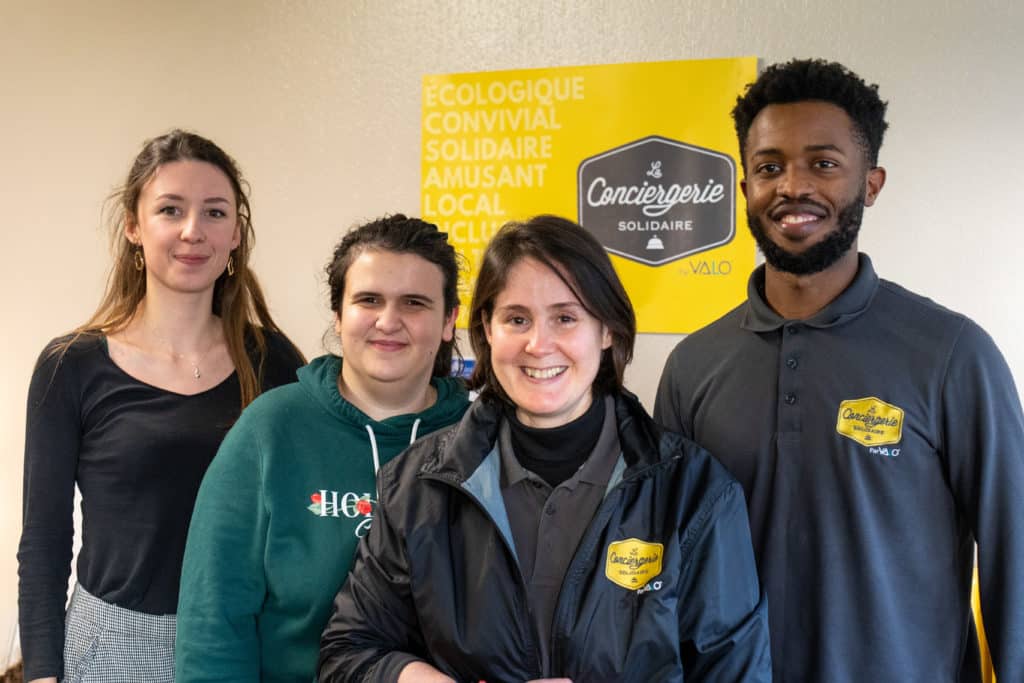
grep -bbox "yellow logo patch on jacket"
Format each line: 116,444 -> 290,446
605,538 -> 664,589
836,397 -> 904,447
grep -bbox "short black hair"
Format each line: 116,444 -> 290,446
732,59 -> 889,168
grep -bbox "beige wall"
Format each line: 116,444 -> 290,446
2,0 -> 1022,667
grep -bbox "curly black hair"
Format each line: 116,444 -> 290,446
325,214 -> 463,377
732,59 -> 888,169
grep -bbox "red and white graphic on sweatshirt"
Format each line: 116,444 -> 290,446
308,490 -> 376,537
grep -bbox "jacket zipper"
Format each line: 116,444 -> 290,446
549,458 -> 671,673
419,471 -> 545,681
547,480 -> 628,674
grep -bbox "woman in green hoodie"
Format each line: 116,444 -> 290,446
175,215 -> 470,682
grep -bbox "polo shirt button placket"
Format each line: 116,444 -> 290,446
779,323 -> 804,433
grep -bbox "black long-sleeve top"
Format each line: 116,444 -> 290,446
18,330 -> 303,681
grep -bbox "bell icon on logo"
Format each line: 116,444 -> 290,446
646,236 -> 665,250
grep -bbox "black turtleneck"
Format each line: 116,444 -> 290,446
507,394 -> 605,487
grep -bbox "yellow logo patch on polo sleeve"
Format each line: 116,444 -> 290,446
605,538 -> 664,589
836,397 -> 904,447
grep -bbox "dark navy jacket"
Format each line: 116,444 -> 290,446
319,391 -> 770,683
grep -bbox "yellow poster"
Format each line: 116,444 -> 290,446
421,57 -> 758,333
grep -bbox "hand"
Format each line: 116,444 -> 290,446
397,661 -> 456,683
28,678 -> 59,683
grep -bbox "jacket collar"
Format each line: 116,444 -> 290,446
419,390 -> 666,486
741,252 -> 880,332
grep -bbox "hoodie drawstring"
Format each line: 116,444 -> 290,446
366,419 -> 423,476
365,425 -> 381,475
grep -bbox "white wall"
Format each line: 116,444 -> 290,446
2,0 -> 1021,668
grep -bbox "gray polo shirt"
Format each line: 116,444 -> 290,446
499,396 -> 620,671
654,253 -> 1024,681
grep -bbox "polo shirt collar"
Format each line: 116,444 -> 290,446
499,419 -> 533,489
741,252 -> 880,332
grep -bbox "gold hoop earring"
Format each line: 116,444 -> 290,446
133,249 -> 145,272
227,255 -> 235,276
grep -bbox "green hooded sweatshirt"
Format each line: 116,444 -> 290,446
176,354 -> 469,682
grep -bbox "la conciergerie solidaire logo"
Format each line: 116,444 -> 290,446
578,135 -> 736,266
835,397 -> 905,452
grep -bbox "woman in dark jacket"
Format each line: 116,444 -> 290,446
319,215 -> 770,683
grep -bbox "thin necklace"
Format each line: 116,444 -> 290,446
139,326 -> 220,380
174,343 -> 218,380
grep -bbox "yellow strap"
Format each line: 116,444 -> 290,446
974,566 -> 996,682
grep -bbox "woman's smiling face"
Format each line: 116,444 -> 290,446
127,160 -> 240,297
484,257 -> 610,429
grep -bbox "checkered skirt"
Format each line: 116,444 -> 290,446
62,584 -> 176,683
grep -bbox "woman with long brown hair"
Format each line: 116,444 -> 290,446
18,130 -> 304,683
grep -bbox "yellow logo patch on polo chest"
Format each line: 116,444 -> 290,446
836,397 -> 904,447
605,538 -> 664,589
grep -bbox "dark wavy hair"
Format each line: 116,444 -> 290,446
732,59 -> 889,168
468,215 -> 635,405
326,214 -> 462,378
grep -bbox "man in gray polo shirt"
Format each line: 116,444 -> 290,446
654,58 -> 1024,682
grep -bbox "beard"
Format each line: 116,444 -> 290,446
747,189 -> 866,276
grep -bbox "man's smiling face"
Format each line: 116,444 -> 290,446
741,100 -> 885,275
